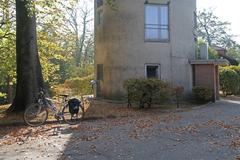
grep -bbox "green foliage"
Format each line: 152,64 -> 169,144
0,0 -> 95,98
64,74 -> 94,96
227,47 -> 240,63
208,47 -> 219,59
102,0 -> 118,10
67,64 -> 94,79
0,92 -> 6,98
0,0 -> 16,87
219,66 -> 240,95
123,78 -> 172,107
192,86 -> 213,102
196,39 -> 219,59
197,9 -> 236,48
227,66 -> 240,75
172,86 -> 184,108
37,31 -> 68,86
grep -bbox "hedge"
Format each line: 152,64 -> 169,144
123,78 -> 173,108
65,74 -> 94,96
219,67 -> 240,96
52,74 -> 94,96
192,86 -> 213,102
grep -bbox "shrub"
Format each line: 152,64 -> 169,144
192,86 -> 213,102
52,74 -> 94,96
65,74 -> 94,96
123,78 -> 172,108
228,66 -> 240,75
172,86 -> 184,108
219,67 -> 240,95
0,92 -> 6,98
51,83 -> 71,97
208,47 -> 219,59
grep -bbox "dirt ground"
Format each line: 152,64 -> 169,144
1,99 -> 240,160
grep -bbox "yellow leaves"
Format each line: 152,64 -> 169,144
0,124 -> 61,146
230,138 -> 240,149
0,92 -> 6,98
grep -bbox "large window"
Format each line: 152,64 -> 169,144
145,4 -> 169,42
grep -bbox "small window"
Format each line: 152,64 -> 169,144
97,0 -> 103,8
145,4 -> 169,42
145,64 -> 161,79
97,64 -> 103,80
96,10 -> 103,25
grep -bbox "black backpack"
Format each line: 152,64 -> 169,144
68,98 -> 81,115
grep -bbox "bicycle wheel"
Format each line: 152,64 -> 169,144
24,103 -> 48,127
62,105 -> 84,125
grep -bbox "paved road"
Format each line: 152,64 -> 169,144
1,100 -> 240,160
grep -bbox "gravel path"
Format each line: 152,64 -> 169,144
1,100 -> 240,160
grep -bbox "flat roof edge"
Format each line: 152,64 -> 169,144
190,59 -> 229,66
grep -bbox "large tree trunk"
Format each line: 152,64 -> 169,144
8,0 -> 44,112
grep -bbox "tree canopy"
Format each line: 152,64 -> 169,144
197,9 -> 237,48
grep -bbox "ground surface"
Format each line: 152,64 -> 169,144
1,100 -> 240,160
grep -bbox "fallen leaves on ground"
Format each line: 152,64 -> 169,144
0,124 -> 63,146
230,138 -> 240,149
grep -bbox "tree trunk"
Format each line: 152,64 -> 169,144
8,0 -> 45,112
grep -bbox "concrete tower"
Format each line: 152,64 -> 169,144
95,0 -> 196,99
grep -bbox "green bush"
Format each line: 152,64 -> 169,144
208,47 -> 219,59
65,74 -> 94,96
52,74 -> 94,96
192,86 -> 213,102
0,92 -> 6,98
219,67 -> 240,95
123,78 -> 172,108
196,39 -> 219,59
172,86 -> 184,108
228,66 -> 240,75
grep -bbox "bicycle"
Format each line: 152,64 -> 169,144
23,90 -> 84,127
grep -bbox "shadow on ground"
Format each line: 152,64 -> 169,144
1,99 -> 240,160
57,100 -> 240,160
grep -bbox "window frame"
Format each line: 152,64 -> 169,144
144,3 -> 170,42
145,64 -> 161,79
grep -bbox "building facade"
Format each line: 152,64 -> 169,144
95,0 -> 197,98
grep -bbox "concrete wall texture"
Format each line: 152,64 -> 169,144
95,0 -> 197,98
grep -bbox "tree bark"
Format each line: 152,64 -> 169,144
8,0 -> 45,112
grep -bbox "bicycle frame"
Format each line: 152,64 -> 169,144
38,95 -> 68,119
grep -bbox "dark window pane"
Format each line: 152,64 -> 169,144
97,0 -> 103,7
147,66 -> 159,78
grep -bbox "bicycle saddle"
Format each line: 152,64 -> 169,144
58,94 -> 69,97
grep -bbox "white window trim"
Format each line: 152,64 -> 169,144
145,64 -> 161,79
